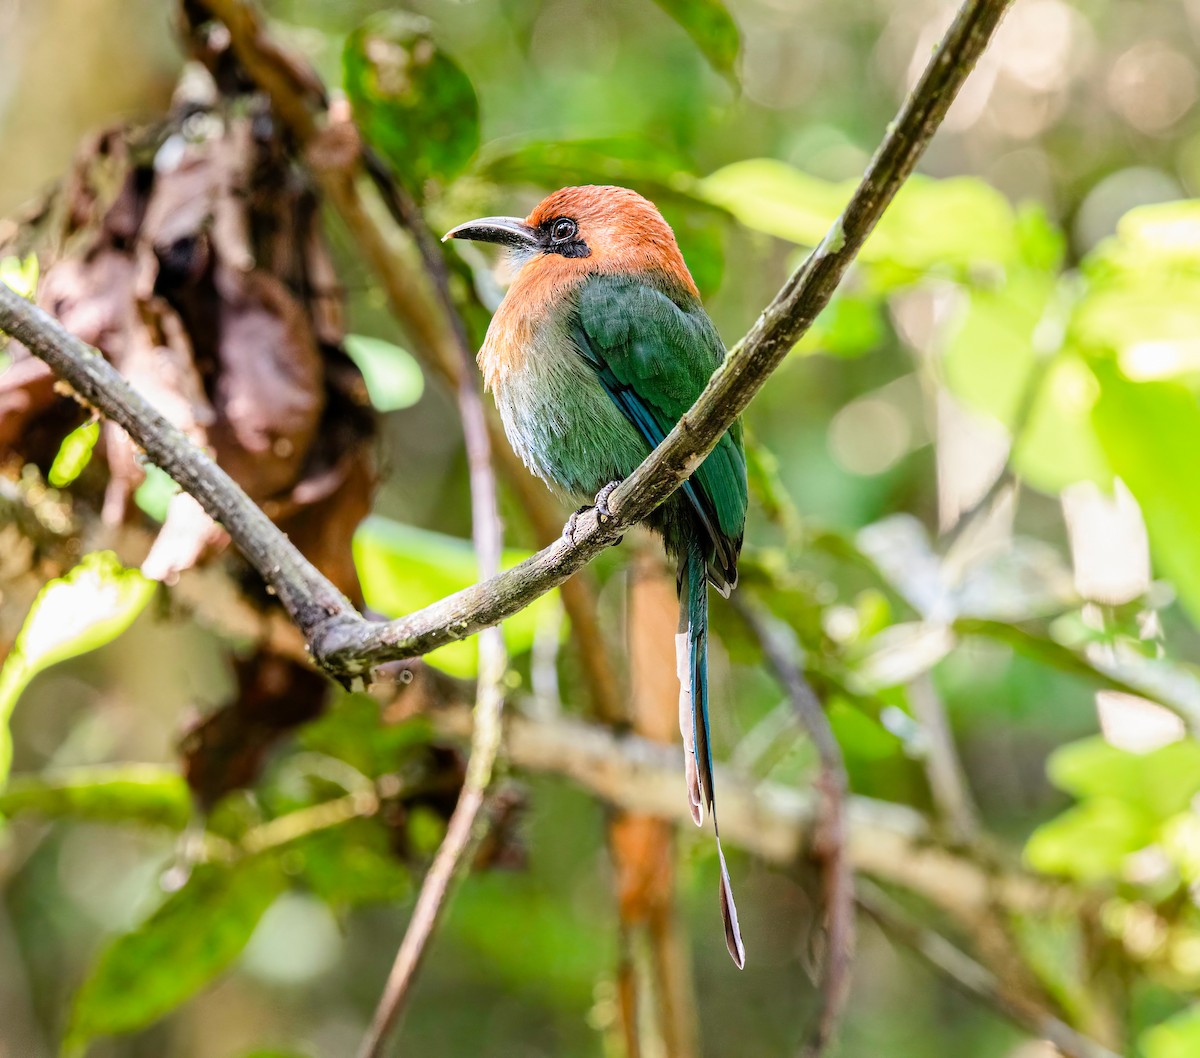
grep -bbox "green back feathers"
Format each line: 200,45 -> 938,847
571,271 -> 747,587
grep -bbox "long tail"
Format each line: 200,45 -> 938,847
678,534 -> 746,968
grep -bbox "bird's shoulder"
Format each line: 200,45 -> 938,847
574,271 -> 725,402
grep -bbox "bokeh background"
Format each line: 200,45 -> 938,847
4,0 -> 1200,1056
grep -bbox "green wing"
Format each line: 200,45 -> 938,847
572,272 -> 746,585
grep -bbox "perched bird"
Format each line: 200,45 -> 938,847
445,185 -> 748,967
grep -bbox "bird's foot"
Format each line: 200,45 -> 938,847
563,505 -> 589,546
593,480 -> 621,523
561,480 -> 623,546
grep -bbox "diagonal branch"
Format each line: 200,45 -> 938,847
858,880 -> 1120,1058
0,0 -> 1015,680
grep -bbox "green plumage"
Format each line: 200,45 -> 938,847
571,272 -> 747,587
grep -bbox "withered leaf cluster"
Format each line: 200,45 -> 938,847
0,60 -> 375,804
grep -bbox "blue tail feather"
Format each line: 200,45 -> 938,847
684,535 -> 746,968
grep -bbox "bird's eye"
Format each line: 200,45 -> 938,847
551,218 -> 577,243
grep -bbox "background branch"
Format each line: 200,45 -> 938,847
858,881 -> 1119,1058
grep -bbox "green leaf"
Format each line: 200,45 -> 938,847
343,13 -> 479,191
651,0 -> 740,82
1071,199 -> 1200,381
48,420 -> 100,488
1024,798 -> 1153,882
942,269 -> 1053,425
474,138 -> 714,207
298,690 -> 431,778
1012,354 -> 1113,492
701,160 -> 1019,276
134,464 -> 179,523
793,290 -> 885,359
1046,736 -> 1200,821
353,516 -> 559,676
0,765 -> 191,829
293,820 -> 411,909
827,698 -> 902,761
239,1052 -> 313,1058
1141,1006 -> 1200,1058
0,253 -> 38,299
1090,363 -> 1200,625
67,857 -> 285,1049
701,159 -> 848,249
0,553 -> 154,785
344,335 -> 425,412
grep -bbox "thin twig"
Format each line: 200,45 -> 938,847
355,171 -> 511,1058
735,600 -> 853,1058
857,880 -> 1120,1058
0,0 -> 1016,683
908,673 -> 980,843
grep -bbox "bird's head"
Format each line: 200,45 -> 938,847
443,185 -> 696,293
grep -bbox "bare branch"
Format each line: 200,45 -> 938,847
858,881 -> 1120,1058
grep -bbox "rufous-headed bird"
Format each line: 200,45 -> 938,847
445,185 -> 747,967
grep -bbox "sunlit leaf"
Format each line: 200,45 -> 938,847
1090,363 -> 1200,626
0,253 -> 38,299
701,160 -> 1019,275
1015,202 -> 1067,273
701,159 -> 847,249
344,13 -> 479,192
0,765 -> 190,830
48,420 -> 100,488
652,0 -> 741,82
1047,736 -> 1200,820
942,269 -> 1053,425
1012,355 -> 1113,493
66,857 -> 285,1049
793,290 -> 886,358
0,552 -> 154,785
344,334 -> 425,412
353,516 -> 559,676
134,464 -> 178,524
1024,798 -> 1152,881
1140,1005 -> 1200,1058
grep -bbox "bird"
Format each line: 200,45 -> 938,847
445,185 -> 748,967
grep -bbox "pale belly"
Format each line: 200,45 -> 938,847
490,321 -> 650,501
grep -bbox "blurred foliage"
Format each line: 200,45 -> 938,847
66,857 -> 287,1052
7,0 -> 1200,1056
0,553 -> 154,787
344,12 -> 480,193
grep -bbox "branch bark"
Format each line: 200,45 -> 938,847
0,0 -> 1016,681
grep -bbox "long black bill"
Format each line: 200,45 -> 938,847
442,216 -> 539,250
